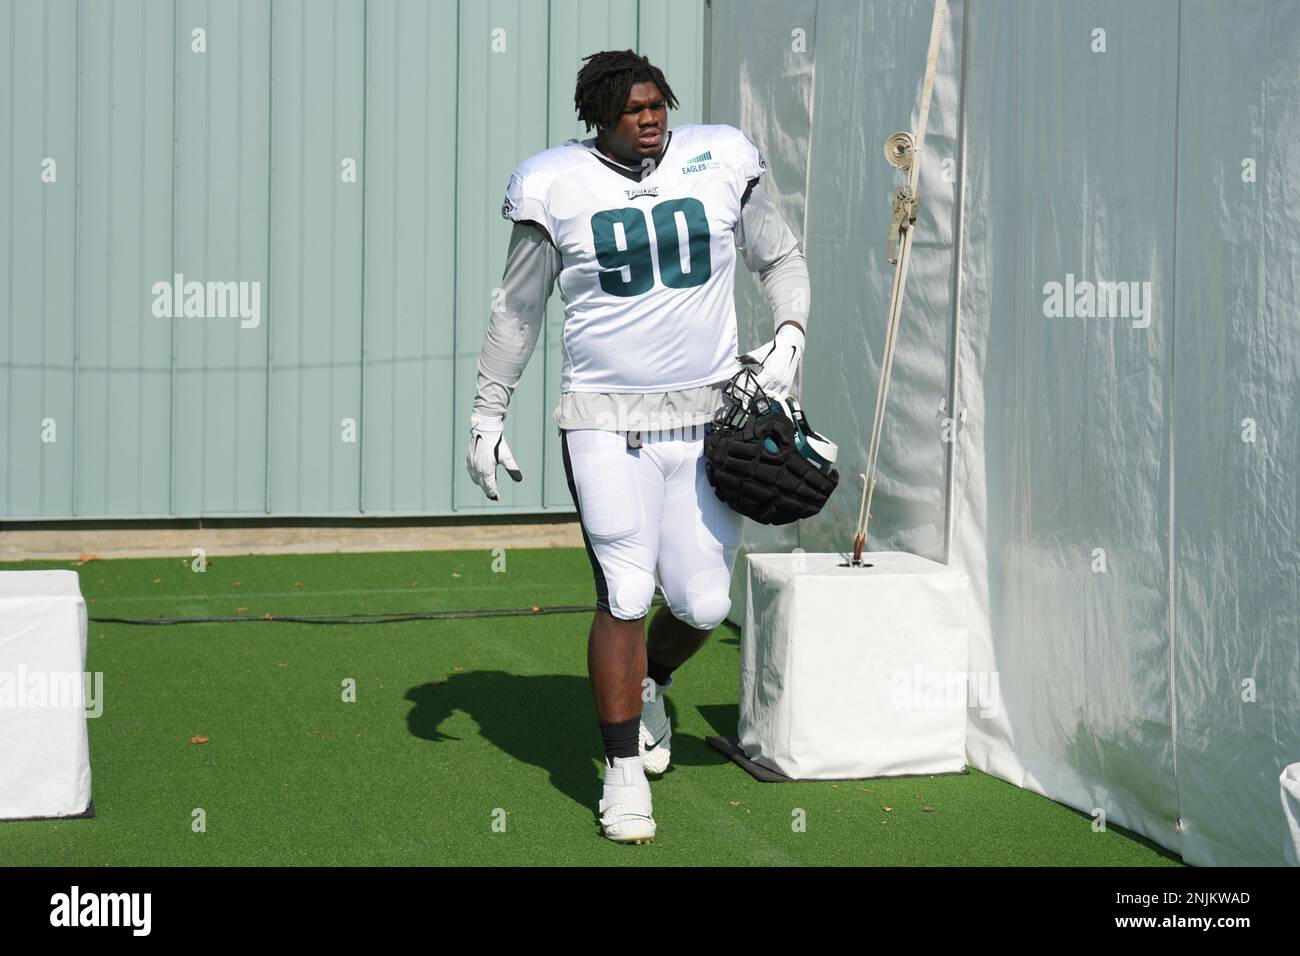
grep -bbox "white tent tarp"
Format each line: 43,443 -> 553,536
715,0 -> 1300,866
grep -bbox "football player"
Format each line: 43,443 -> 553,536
467,49 -> 810,843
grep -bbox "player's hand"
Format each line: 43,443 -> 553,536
466,416 -> 524,501
738,323 -> 804,399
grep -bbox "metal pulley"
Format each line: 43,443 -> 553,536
884,131 -> 918,263
883,130 -> 915,171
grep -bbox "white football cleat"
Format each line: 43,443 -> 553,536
639,677 -> 673,774
639,720 -> 671,775
599,757 -> 656,844
599,797 -> 656,845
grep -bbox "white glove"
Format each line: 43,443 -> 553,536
466,415 -> 523,501
739,323 -> 804,399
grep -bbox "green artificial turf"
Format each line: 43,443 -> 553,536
0,548 -> 1183,866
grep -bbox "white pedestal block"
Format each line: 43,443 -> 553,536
0,570 -> 93,819
739,551 -> 970,780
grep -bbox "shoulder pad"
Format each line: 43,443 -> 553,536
500,143 -> 587,235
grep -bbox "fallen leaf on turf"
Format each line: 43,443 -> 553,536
276,662 -> 288,668
74,553 -> 99,567
232,581 -> 241,587
922,806 -> 937,812
451,573 -> 461,578
190,736 -> 210,744
153,578 -> 161,584
294,581 -> 304,588
452,666 -> 463,672
428,679 -> 448,686
729,800 -> 741,807
237,607 -> 248,612
882,806 -> 893,812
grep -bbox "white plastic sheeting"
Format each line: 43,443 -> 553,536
1283,764 -> 1300,866
713,0 -> 1300,865
0,570 -> 93,819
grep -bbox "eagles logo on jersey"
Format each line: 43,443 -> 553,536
499,124 -> 766,396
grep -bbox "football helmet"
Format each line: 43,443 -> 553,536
702,368 -> 839,525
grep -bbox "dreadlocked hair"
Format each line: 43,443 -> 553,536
574,49 -> 679,133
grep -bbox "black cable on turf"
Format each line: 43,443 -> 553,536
88,595 -> 667,626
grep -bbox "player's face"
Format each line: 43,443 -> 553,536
601,81 -> 669,168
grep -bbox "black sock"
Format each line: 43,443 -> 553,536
599,716 -> 640,765
646,655 -> 677,688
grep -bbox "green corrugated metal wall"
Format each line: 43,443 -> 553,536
0,0 -> 707,519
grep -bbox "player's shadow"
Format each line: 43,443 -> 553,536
404,671 -> 739,807
405,671 -> 607,811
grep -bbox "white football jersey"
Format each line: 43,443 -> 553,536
500,124 -> 766,393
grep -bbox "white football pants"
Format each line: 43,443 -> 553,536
560,424 -> 745,628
